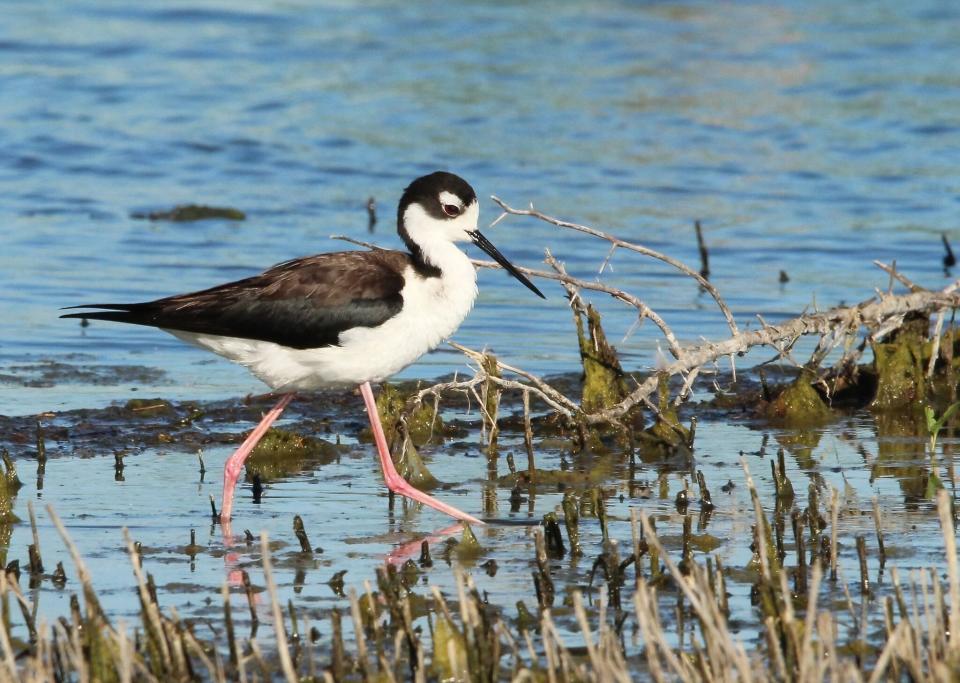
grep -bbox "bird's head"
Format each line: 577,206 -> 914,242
398,171 -> 544,298
398,171 -> 480,245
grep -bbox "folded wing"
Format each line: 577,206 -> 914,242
61,251 -> 411,350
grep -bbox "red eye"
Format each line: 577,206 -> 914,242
442,203 -> 461,217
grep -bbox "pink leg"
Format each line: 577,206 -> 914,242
220,393 -> 295,522
359,381 -> 483,526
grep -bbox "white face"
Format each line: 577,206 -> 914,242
403,193 -> 480,246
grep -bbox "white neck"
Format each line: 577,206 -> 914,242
401,201 -> 479,279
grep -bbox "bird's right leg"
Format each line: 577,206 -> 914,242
220,392 -> 295,522
359,381 -> 483,526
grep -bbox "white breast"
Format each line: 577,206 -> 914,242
168,250 -> 478,391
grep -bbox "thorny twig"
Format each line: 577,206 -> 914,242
490,196 -> 740,338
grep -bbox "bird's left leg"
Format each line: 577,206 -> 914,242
359,381 -> 483,525
220,392 -> 295,522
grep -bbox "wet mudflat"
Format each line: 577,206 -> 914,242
0,366 -> 955,678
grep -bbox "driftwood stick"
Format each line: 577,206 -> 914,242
475,255 -> 684,359
440,283 -> 960,426
489,195 -> 740,337
587,285 -> 960,423
873,260 -> 924,293
447,342 -> 579,416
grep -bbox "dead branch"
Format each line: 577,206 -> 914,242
490,196 -> 740,338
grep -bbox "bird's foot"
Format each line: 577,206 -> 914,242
385,475 -> 484,526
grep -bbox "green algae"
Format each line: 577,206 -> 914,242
497,466 -> 608,488
764,369 -> 833,426
575,303 -> 628,414
393,427 -> 440,490
245,428 -> 344,481
448,523 -> 483,561
372,382 -> 444,447
432,611 -> 468,680
123,398 -> 176,418
0,450 -> 22,524
870,315 -> 929,411
639,373 -> 691,450
514,600 -> 537,633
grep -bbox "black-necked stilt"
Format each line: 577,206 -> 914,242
63,172 -> 544,526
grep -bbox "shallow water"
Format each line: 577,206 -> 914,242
1,0 -> 959,675
0,387 -> 956,669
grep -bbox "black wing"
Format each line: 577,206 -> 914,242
62,251 -> 410,350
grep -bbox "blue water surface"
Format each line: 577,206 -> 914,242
1,0 -> 958,413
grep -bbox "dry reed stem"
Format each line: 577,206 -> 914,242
0,578 -> 19,680
47,505 -> 107,625
937,490 -> 960,655
122,529 -> 171,670
259,532 -> 297,683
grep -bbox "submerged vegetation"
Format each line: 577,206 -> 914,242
130,205 -> 247,222
4,203 -> 960,681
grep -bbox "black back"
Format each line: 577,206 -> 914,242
62,250 -> 413,350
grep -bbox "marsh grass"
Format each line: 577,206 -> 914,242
1,475 -> 959,682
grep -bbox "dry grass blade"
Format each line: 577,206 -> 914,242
260,531 -> 297,683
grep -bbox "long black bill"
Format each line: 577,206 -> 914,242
469,230 -> 545,299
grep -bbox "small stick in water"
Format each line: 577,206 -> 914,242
542,512 -> 566,558
221,583 -> 238,670
185,529 -> 203,559
696,470 -> 714,511
872,497 -> 886,569
27,502 -> 42,575
52,562 -> 67,587
695,220 -> 710,279
943,233 -> 956,268
242,570 -> 259,624
830,488 -> 839,582
367,197 -> 377,233
419,540 -> 433,568
523,391 -> 535,482
293,515 -> 312,554
35,421 -> 46,488
856,535 -> 870,595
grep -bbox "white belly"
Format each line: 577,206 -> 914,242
167,263 -> 478,390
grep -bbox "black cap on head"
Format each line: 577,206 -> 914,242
397,171 -> 477,225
